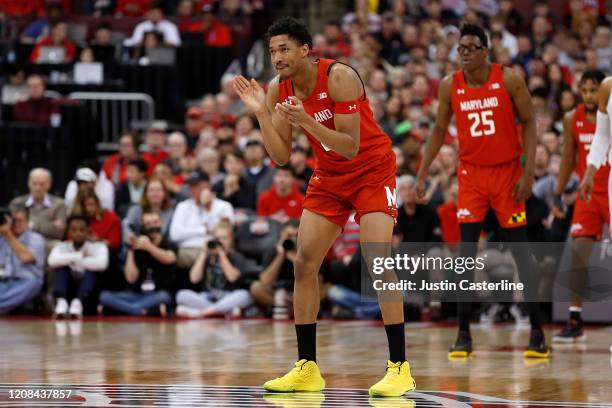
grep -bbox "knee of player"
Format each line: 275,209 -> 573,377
293,252 -> 320,277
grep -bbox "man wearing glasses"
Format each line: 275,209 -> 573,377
416,24 -> 550,358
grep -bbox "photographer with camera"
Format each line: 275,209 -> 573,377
99,211 -> 176,316
175,221 -> 254,318
0,207 -> 45,314
249,220 -> 301,319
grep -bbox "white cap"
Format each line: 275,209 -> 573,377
75,168 -> 97,182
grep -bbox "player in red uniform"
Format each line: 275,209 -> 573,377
552,70 -> 608,343
416,24 -> 550,358
232,18 -> 415,397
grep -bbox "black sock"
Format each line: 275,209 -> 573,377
527,303 -> 542,331
384,323 -> 406,363
295,323 -> 317,362
457,302 -> 471,334
569,309 -> 582,323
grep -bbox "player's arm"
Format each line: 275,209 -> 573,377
583,79 -> 612,200
276,64 -> 361,159
233,75 -> 293,165
503,67 -> 537,202
553,111 -> 576,217
416,74 -> 453,200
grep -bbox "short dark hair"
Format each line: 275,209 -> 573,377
128,158 -> 148,173
460,24 -> 488,48
11,205 -> 29,220
67,214 -> 89,228
580,69 -> 606,86
267,17 -> 313,49
120,130 -> 140,148
275,163 -> 296,177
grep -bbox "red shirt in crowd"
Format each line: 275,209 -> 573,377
90,209 -> 122,252
436,201 -> 460,245
257,185 -> 304,220
102,154 -> 131,186
12,97 -> 59,125
142,150 -> 170,176
203,21 -> 232,47
115,0 -> 151,16
30,36 -> 76,63
0,0 -> 44,16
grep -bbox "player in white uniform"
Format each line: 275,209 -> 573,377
580,77 -> 612,353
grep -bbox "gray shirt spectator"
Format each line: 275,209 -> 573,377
10,167 -> 66,241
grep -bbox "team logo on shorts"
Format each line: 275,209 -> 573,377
457,208 -> 472,218
384,186 -> 397,208
507,211 -> 526,225
570,223 -> 583,233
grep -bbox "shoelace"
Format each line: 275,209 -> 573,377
381,362 -> 402,383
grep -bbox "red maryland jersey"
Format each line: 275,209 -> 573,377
278,58 -> 392,174
573,103 -> 610,193
451,63 -> 522,166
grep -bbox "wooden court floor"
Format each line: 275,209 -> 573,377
0,317 -> 611,407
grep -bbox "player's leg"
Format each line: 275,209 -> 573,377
451,161 -> 488,357
263,209 -> 342,393
448,222 -> 482,358
359,211 -> 416,397
554,193 -> 603,342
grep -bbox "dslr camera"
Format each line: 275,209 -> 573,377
282,235 -> 297,251
207,239 -> 221,250
0,208 -> 10,226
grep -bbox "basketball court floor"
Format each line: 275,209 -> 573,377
0,317 -> 611,407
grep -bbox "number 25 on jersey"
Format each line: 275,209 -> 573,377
468,110 -> 495,137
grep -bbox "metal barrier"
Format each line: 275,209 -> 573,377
68,92 -> 155,150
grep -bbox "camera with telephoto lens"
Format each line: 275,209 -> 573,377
0,208 -> 10,226
282,236 -> 297,251
207,239 -> 220,250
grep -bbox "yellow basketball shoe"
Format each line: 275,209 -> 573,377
368,361 -> 416,397
263,359 -> 325,392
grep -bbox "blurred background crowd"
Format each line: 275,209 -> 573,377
0,0 -> 610,322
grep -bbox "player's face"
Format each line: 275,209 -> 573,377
457,35 -> 487,70
579,80 -> 599,112
269,35 -> 309,78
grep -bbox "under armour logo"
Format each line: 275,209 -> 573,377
577,121 -> 583,127
317,92 -> 328,100
489,83 -> 500,90
348,104 -> 357,111
457,89 -> 465,94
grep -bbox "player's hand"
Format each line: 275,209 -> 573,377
552,194 -> 567,219
578,176 -> 594,202
233,75 -> 267,115
512,173 -> 533,204
415,175 -> 428,203
275,96 -> 311,127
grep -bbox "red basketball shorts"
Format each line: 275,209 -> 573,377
303,151 -> 398,227
457,159 -> 526,228
570,191 -> 610,239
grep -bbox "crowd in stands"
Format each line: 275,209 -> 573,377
0,0 -> 610,322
